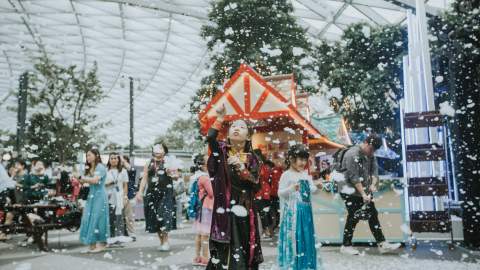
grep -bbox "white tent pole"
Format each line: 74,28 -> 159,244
416,0 -> 436,112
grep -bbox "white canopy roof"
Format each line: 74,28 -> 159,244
0,0 -> 451,146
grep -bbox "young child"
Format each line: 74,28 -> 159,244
190,154 -> 213,266
24,160 -> 50,204
278,144 -> 323,270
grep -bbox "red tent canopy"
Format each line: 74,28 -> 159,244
198,64 -> 343,149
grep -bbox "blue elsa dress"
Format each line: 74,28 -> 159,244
278,175 -> 322,270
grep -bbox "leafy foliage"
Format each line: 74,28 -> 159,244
155,117 -> 205,153
23,57 -> 106,163
190,0 -> 316,114
313,24 -> 406,137
430,0 -> 480,247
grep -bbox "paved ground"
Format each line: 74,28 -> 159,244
1,221 -> 479,270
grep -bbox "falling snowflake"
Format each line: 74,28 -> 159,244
439,101 -> 455,117
328,87 -> 343,99
224,27 -> 234,36
103,252 -> 113,259
361,25 -> 371,38
231,205 -> 248,217
292,47 -> 304,56
331,170 -> 345,182
341,185 -> 355,195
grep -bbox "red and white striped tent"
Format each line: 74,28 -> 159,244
199,64 -> 343,152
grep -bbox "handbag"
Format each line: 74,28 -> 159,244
78,185 -> 90,200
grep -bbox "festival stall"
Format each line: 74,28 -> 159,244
198,65 -> 407,244
310,118 -> 407,244
198,64 -> 343,159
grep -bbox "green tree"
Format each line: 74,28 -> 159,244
190,0 -> 315,114
313,24 -> 406,140
0,130 -> 15,151
430,0 -> 480,248
155,117 -> 204,153
23,57 -> 106,163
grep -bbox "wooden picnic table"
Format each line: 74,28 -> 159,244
0,202 -> 81,251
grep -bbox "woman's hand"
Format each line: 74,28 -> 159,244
105,181 -> 114,187
215,104 -> 226,119
293,183 -> 300,191
135,193 -> 143,203
227,155 -> 245,171
313,179 -> 323,189
32,183 -> 43,189
362,193 -> 372,203
227,155 -> 240,165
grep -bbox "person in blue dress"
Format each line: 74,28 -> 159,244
278,144 -> 323,270
79,148 -> 110,253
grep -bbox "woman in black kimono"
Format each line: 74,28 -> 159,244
136,143 -> 176,251
207,105 -> 263,270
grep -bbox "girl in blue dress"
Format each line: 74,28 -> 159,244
79,148 -> 110,253
278,144 -> 323,270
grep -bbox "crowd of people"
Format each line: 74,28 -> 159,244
0,104 -> 404,269
0,159 -> 57,240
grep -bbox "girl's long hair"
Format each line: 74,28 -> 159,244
107,152 -> 123,172
85,148 -> 102,176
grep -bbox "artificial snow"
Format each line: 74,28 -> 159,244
14,263 -> 32,270
330,170 -> 346,182
224,27 -> 234,36
292,47 -> 304,56
361,25 -> 371,38
103,252 -> 113,259
288,140 -> 297,146
224,3 -> 237,11
321,252 -> 480,270
328,87 -> 343,99
231,205 -> 248,217
439,101 -> 455,117
260,45 -> 282,57
309,93 -> 335,117
340,185 -> 355,195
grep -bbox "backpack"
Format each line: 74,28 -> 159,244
187,177 -> 207,220
330,146 -> 352,193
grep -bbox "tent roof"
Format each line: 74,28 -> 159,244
0,0 -> 452,146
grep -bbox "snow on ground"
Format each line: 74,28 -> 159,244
1,222 -> 479,270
